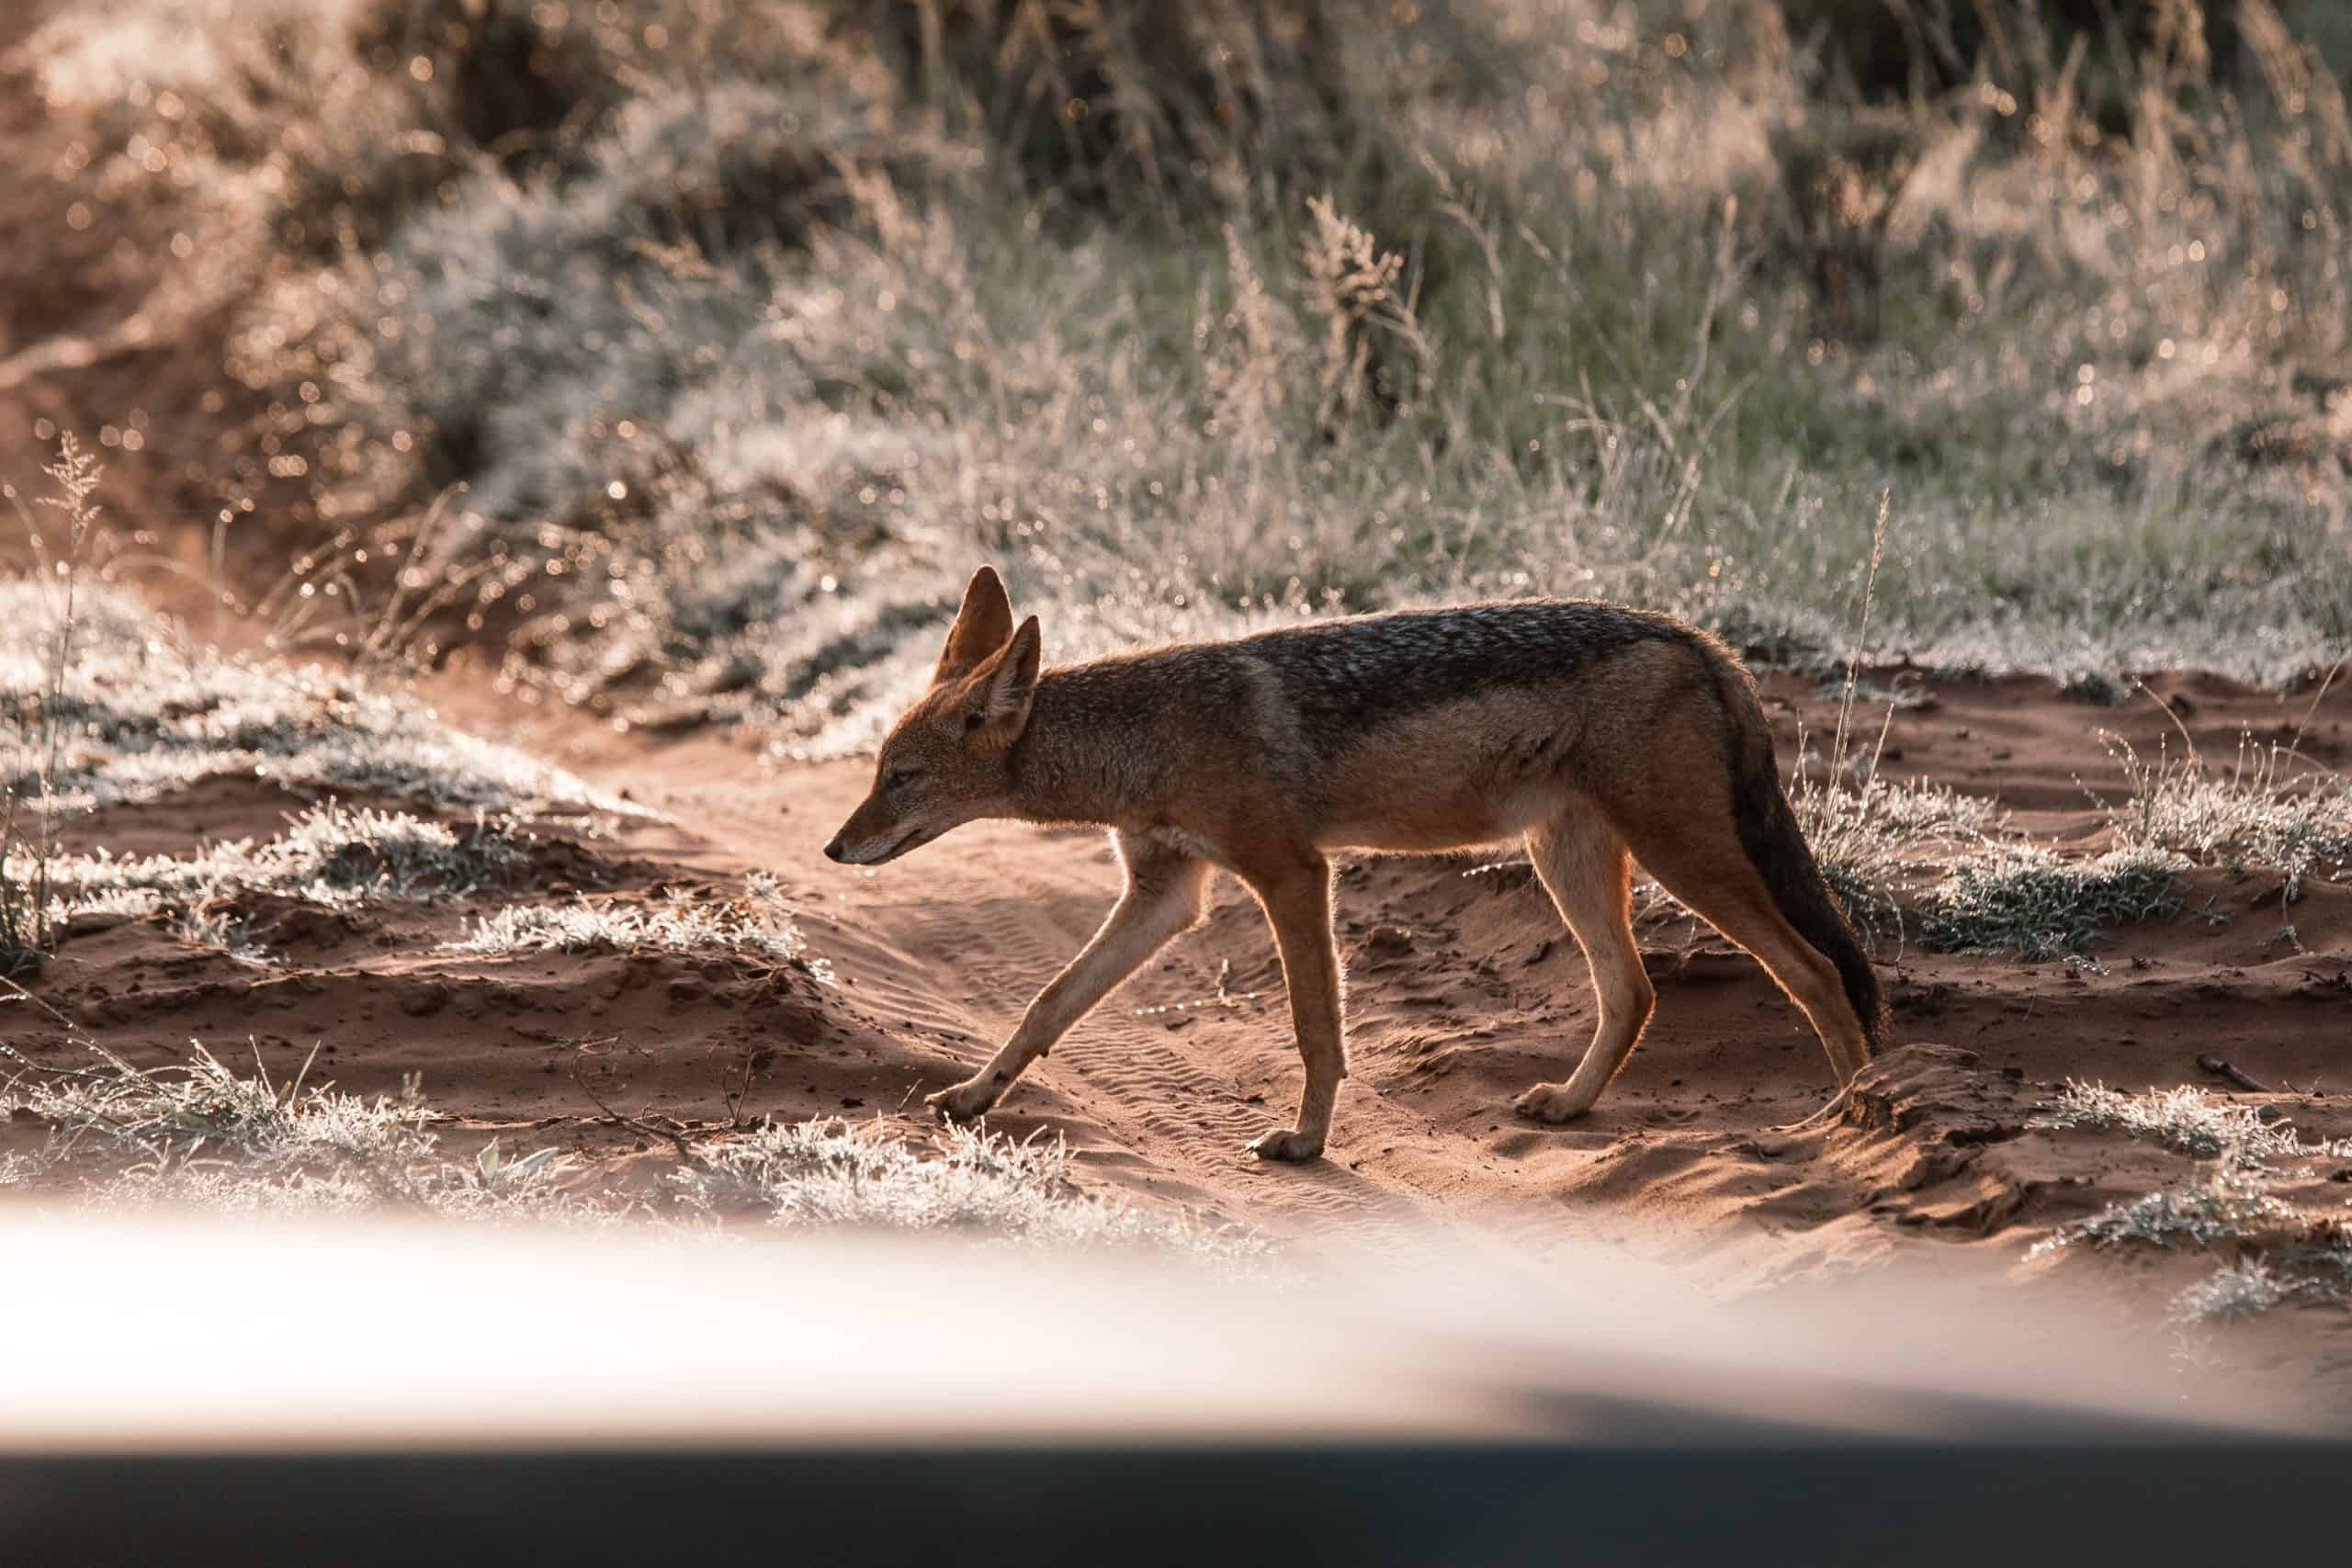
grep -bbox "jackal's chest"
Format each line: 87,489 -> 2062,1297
1142,824 -> 1229,867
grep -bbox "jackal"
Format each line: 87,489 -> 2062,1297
825,567 -> 1885,1162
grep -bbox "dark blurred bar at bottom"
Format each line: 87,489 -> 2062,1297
4,1441 -> 2347,1567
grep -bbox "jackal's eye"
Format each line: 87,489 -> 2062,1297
883,766 -> 920,792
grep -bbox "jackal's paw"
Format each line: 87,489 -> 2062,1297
1247,1127 -> 1326,1163
1513,1082 -> 1595,1125
927,1077 -> 1001,1122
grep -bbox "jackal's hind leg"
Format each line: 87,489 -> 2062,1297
1611,814 -> 1871,1089
1513,814 -> 1655,1124
930,839 -> 1209,1122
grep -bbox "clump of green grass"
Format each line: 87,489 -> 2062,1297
1793,769 -> 2007,931
1914,844 -> 2188,959
1791,704 -> 2348,963
446,872 -> 830,979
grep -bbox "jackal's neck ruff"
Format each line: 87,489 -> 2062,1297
999,660 -> 1171,828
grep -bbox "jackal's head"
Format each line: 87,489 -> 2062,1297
822,566 -> 1041,866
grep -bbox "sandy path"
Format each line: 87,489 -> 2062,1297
567,734 -> 1532,1242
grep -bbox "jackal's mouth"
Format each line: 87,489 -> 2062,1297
850,820 -> 944,866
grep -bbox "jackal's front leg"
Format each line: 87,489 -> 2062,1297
1240,859 -> 1344,1163
929,840 -> 1209,1122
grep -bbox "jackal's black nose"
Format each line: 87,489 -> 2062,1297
822,836 -> 846,863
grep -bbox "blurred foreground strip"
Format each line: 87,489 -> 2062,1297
0,1211 -> 2337,1447
1,1213 -> 2346,1564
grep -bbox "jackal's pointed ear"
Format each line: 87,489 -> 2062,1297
934,567 -> 1015,683
964,615 -> 1041,749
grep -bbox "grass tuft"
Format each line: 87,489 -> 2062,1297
0,580 -> 639,820
2171,1259 -> 2304,1325
670,1117 -> 1264,1259
1915,845 -> 2188,959
17,802 -> 534,964
2029,1080 -> 2346,1165
445,873 -> 828,979
2038,1169 -> 2300,1254
2032,1084 -> 2352,1327
5,1038 -> 435,1178
2109,734 -> 2352,900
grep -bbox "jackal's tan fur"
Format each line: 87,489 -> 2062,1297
825,567 -> 1886,1162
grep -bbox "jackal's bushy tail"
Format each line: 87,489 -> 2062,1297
1713,662 -> 1889,1052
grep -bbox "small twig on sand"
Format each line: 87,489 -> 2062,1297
2197,1054 -> 2273,1095
0,972 -> 77,1029
570,1049 -> 705,1168
720,1039 -> 760,1131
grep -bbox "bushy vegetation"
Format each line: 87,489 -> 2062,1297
7,1038 -> 438,1179
1792,765 -> 2008,931
28,801 -> 531,964
0,557 -> 649,970
2043,1168 -> 2297,1251
17,0 -> 2352,749
1808,725 -> 2352,958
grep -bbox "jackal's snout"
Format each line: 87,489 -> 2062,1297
822,788 -> 916,865
816,565 -> 1044,873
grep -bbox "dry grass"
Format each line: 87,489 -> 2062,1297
2032,1081 -> 2352,1327
8,1 -> 2348,750
2108,731 -> 2352,897
447,873 -> 829,980
1,1035 -> 1260,1258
